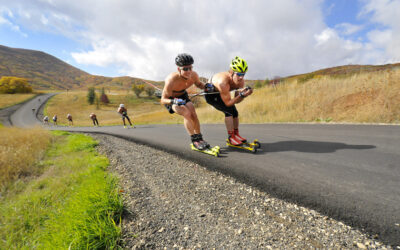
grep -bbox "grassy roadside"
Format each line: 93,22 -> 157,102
0,93 -> 39,109
45,90 -> 166,126
0,128 -> 123,249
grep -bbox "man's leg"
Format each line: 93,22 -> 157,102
173,104 -> 207,149
233,117 -> 239,130
185,102 -> 211,148
233,116 -> 246,142
126,116 -> 132,126
173,105 -> 196,134
225,116 -> 234,132
184,102 -> 201,134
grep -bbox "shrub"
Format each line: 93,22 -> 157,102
0,76 -> 33,94
132,84 -> 145,98
100,87 -> 110,104
87,87 -> 96,104
145,86 -> 155,97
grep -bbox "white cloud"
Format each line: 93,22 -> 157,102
0,8 -> 27,37
1,0 -> 399,79
360,0 -> 400,63
335,23 -> 363,36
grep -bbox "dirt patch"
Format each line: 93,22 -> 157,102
331,90 -> 380,113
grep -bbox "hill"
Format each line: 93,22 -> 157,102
0,45 -> 161,90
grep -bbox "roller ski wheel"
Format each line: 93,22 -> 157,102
226,139 -> 258,154
212,146 -> 220,153
191,144 -> 220,157
252,139 -> 261,149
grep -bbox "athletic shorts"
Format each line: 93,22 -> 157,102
121,113 -> 130,120
205,93 -> 238,118
164,91 -> 191,114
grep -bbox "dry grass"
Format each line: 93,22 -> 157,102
196,68 -> 400,124
45,69 -> 400,126
0,126 -> 51,191
0,93 -> 36,109
45,90 -> 180,126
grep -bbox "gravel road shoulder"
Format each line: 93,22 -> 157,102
92,134 -> 394,249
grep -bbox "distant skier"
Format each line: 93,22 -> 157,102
52,115 -> 57,126
43,116 -> 49,125
90,113 -> 99,127
117,104 -> 134,128
67,113 -> 73,126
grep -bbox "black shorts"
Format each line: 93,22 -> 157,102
205,93 -> 238,117
164,91 -> 191,114
121,113 -> 130,120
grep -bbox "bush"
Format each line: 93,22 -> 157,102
0,77 -> 33,94
87,87 -> 96,105
145,86 -> 155,97
132,84 -> 145,98
100,87 -> 110,104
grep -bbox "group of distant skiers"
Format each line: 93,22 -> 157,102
42,53 -> 252,150
43,103 -> 134,128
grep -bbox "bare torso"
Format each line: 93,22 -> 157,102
161,71 -> 201,104
211,72 -> 244,93
210,71 -> 248,107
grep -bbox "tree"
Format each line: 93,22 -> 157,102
145,86 -> 155,97
100,87 -> 110,104
87,87 -> 96,104
263,77 -> 269,86
0,76 -> 32,94
132,84 -> 145,98
254,80 -> 263,89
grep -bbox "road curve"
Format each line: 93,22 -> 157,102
10,94 -> 400,246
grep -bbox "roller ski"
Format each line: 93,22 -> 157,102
191,143 -> 220,157
190,134 -> 220,157
226,139 -> 261,153
226,130 -> 260,153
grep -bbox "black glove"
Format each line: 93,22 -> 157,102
204,83 -> 215,93
239,86 -> 252,98
172,98 -> 186,106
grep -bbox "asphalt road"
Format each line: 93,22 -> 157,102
10,93 -> 400,246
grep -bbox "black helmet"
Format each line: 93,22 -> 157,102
175,53 -> 194,66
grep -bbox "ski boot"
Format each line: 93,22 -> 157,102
190,134 -> 220,157
234,128 -> 247,143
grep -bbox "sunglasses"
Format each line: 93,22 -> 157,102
180,66 -> 193,72
235,72 -> 245,77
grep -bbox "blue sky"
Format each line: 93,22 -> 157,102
0,0 -> 399,80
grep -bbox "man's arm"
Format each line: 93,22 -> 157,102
218,81 -> 244,107
192,72 -> 206,90
234,87 -> 253,104
161,76 -> 174,105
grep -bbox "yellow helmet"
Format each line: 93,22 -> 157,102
230,56 -> 248,73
